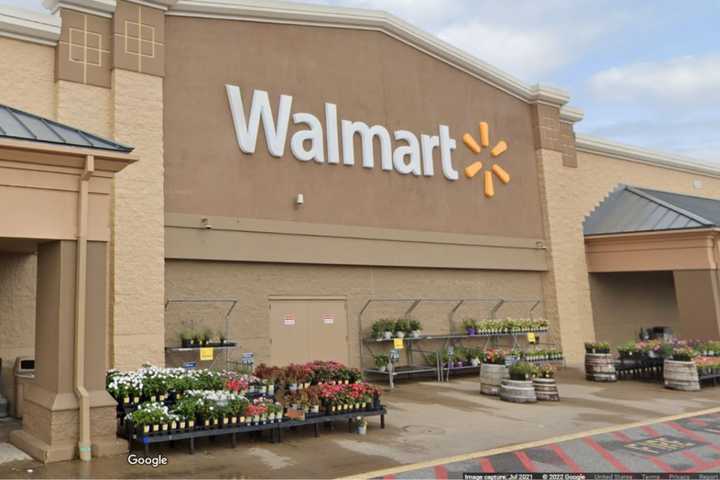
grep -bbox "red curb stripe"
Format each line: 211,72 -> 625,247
641,425 -> 660,437
549,444 -> 582,472
383,475 -> 396,480
667,422 -> 720,452
479,458 -> 495,473
645,455 -> 675,473
688,418 -> 707,427
434,465 -> 448,480
612,431 -> 633,442
515,451 -> 538,472
583,437 -> 631,473
682,451 -> 709,469
684,458 -> 720,473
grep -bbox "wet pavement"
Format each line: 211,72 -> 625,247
0,369 -> 718,479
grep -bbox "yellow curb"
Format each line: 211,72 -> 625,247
338,406 -> 720,480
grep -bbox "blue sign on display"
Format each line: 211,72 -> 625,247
183,361 -> 198,369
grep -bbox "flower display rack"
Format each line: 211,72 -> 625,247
123,406 -> 386,455
358,296 -> 561,388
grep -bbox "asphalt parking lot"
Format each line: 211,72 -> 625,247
377,412 -> 720,479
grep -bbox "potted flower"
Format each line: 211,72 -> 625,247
371,320 -> 385,341
179,329 -> 195,348
394,318 -> 410,339
409,319 -> 422,338
584,341 -> 616,382
357,418 -> 368,435
378,319 -> 394,340
462,318 -> 477,336
374,354 -> 389,372
665,347 -> 700,391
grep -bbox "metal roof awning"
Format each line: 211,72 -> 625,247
0,104 -> 133,153
584,185 -> 720,237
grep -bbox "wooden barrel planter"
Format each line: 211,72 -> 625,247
585,353 -> 617,382
480,363 -> 509,396
499,379 -> 537,403
664,359 -> 700,391
533,377 -> 559,401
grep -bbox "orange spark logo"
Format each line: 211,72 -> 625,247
462,122 -> 510,198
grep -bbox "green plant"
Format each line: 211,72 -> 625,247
172,396 -> 202,421
394,318 -> 410,334
585,341 -> 610,354
462,318 -> 477,331
509,361 -> 539,380
409,319 -> 422,331
371,320 -> 384,339
373,354 -> 390,368
200,327 -> 213,345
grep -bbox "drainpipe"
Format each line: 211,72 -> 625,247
75,154 -> 94,462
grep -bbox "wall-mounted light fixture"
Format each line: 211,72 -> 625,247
201,217 -> 213,229
295,193 -> 304,206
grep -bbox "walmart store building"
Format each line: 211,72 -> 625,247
0,0 -> 719,462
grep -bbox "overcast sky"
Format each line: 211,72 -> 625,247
5,0 -> 719,164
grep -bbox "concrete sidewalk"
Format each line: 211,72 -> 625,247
0,369 -> 718,479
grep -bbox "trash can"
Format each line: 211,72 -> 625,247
0,358 -> 7,418
14,357 -> 35,419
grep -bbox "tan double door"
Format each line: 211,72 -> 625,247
269,297 -> 348,365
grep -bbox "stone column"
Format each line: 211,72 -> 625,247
10,241 -> 125,463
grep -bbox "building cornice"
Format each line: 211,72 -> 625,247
42,0 -> 116,18
0,6 -> 61,46
576,133 -> 720,178
165,0 -> 571,108
559,106 -> 584,124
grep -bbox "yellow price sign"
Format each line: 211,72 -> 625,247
393,338 -> 404,349
527,332 -> 537,344
199,347 -> 214,361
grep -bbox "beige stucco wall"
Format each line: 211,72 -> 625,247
589,271 -> 680,347
541,148 -> 720,365
110,69 -> 165,370
165,260 -> 546,368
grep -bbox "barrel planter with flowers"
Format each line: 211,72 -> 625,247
480,349 -> 509,396
500,362 -> 538,403
533,364 -> 559,401
584,342 -> 617,382
664,348 -> 700,391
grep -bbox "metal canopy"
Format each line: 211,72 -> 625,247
0,104 -> 133,153
583,184 -> 720,236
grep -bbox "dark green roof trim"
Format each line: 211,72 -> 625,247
0,104 -> 133,153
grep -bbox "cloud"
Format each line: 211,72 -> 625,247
588,54 -> 720,104
436,23 -> 573,81
582,117 -> 720,163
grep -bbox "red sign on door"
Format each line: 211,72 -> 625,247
322,313 -> 335,325
284,313 -> 296,326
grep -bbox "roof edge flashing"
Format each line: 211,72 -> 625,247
0,5 -> 61,46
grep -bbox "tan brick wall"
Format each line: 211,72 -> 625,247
165,261 -> 547,368
0,254 -> 36,405
541,148 -> 720,365
111,69 -> 165,370
0,37 -> 55,117
0,38 -> 54,405
56,80 -> 113,137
